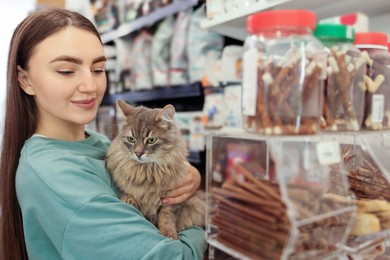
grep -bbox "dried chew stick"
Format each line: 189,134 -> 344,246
232,162 -> 281,201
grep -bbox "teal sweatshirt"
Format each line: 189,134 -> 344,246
15,131 -> 207,260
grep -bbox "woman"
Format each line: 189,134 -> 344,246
0,8 -> 206,260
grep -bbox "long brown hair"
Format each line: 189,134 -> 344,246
0,8 -> 102,259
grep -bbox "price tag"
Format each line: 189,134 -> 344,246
212,170 -> 223,183
382,133 -> 390,148
242,49 -> 258,116
371,94 -> 385,123
316,141 -> 341,165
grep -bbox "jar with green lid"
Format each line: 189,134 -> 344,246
314,24 -> 366,131
242,10 -> 326,135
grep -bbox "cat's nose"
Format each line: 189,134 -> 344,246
135,151 -> 144,158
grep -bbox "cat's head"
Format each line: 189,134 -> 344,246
115,100 -> 187,164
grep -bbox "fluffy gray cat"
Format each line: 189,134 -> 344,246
105,100 -> 205,239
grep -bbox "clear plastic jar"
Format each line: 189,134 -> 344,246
314,24 -> 366,131
242,10 -> 326,135
354,32 -> 390,130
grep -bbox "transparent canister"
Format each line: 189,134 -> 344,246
354,32 -> 390,130
242,10 -> 326,135
314,24 -> 366,131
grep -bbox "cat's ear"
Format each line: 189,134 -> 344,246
157,104 -> 175,124
116,100 -> 134,117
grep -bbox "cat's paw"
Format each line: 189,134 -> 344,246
120,195 -> 140,210
160,228 -> 178,240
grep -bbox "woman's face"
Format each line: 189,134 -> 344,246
18,27 -> 107,134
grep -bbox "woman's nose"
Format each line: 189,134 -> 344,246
78,71 -> 98,92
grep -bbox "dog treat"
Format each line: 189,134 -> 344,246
244,48 -> 324,135
350,213 -> 381,236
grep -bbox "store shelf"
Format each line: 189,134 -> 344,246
101,0 -> 198,43
200,0 -> 390,41
102,82 -> 202,104
188,150 -> 201,164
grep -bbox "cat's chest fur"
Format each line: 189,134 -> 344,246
112,160 -> 187,224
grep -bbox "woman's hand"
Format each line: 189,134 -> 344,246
162,163 -> 201,205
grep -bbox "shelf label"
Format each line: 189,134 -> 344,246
316,141 -> 341,165
242,49 -> 258,116
371,94 -> 385,123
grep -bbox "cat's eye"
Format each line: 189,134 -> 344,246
146,138 -> 157,144
127,136 -> 136,143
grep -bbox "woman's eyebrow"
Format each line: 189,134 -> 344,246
93,56 -> 107,64
49,55 -> 107,65
50,55 -> 82,64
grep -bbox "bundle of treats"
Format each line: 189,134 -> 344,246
210,163 -> 289,259
244,47 -> 325,135
321,47 -> 366,131
329,144 -> 390,200
317,194 -> 390,257
287,189 -> 352,258
320,194 -> 390,236
210,163 -> 352,259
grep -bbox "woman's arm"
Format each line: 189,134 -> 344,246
62,194 -> 207,259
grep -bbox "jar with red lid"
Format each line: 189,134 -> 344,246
314,24 -> 366,131
242,10 -> 326,135
354,32 -> 390,130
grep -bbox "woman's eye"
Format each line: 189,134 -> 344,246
93,69 -> 105,75
57,70 -> 74,76
127,136 -> 136,143
147,138 -> 157,144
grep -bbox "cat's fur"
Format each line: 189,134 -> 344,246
105,100 -> 205,239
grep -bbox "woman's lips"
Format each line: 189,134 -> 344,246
72,99 -> 96,109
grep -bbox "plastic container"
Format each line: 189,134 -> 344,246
331,132 -> 390,257
206,131 -> 390,259
241,10 -> 326,135
206,132 -> 356,259
314,24 -> 366,131
354,32 -> 390,130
